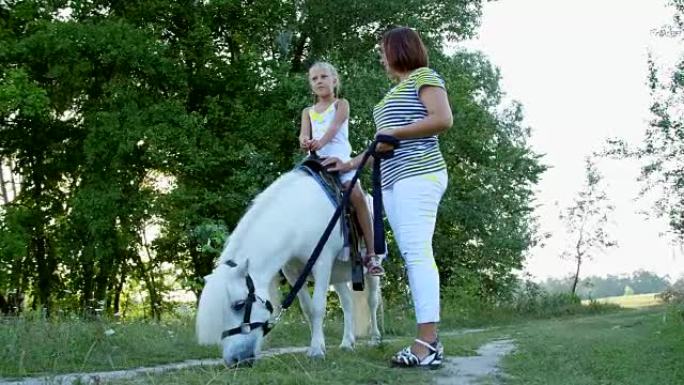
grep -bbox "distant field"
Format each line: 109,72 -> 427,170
582,293 -> 663,308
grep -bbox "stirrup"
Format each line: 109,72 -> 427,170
364,255 -> 385,276
391,338 -> 443,369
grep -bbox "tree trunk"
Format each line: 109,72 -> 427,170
132,241 -> 161,320
31,162 -> 55,315
8,157 -> 18,198
0,160 -> 8,204
33,231 -> 51,314
93,237 -> 116,314
291,32 -> 308,72
571,257 -> 581,295
113,263 -> 127,315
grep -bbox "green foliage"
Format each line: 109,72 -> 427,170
623,285 -> 635,296
560,158 -> 616,294
541,271 -> 671,300
505,279 -> 619,318
0,0 -> 545,314
0,204 -> 31,296
430,50 -> 547,300
607,0 -> 684,241
659,275 -> 684,304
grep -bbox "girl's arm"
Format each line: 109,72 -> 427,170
377,86 -> 452,140
311,99 -> 349,150
299,107 -> 312,150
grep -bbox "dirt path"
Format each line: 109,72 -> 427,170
0,328 -> 511,385
0,347 -> 307,385
435,339 -> 516,385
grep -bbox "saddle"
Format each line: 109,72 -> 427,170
298,156 -> 366,291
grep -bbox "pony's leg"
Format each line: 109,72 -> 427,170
308,253 -> 335,358
332,282 -> 355,350
281,268 -> 314,329
268,274 -> 282,315
366,275 -> 382,345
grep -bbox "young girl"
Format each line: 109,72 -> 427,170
299,62 -> 384,276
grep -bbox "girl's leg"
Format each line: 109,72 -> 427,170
383,171 -> 447,358
347,181 -> 384,275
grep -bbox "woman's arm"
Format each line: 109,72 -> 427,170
378,86 -> 452,139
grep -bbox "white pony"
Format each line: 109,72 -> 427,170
196,169 -> 382,366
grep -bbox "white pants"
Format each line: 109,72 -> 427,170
382,170 -> 447,324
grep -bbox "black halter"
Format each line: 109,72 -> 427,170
221,260 -> 274,339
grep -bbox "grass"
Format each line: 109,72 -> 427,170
501,305 -> 684,385
582,293 -> 663,308
3,297 -> 675,384
105,328 -> 505,385
0,313 -> 217,378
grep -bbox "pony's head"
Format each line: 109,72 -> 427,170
196,261 -> 274,366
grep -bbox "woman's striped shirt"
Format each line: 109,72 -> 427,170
373,67 -> 447,189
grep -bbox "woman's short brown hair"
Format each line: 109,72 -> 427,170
382,27 -> 428,73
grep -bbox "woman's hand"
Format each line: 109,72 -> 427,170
321,156 -> 352,172
375,128 -> 397,153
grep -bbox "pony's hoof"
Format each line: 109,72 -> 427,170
339,341 -> 355,351
307,346 -> 326,359
368,336 -> 382,346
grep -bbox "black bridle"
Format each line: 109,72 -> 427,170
221,260 -> 275,339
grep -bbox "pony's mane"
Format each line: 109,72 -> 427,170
218,170 -> 303,265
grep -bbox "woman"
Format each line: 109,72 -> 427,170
324,26 -> 452,368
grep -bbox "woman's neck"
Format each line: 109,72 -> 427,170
397,71 -> 410,81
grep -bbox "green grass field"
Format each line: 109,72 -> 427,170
502,306 -> 684,385
1,303 -> 682,384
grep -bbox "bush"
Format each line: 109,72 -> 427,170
658,287 -> 684,304
511,279 -> 613,317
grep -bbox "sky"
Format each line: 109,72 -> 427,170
456,0 -> 684,280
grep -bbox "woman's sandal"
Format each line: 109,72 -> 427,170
391,338 -> 444,369
364,255 -> 385,276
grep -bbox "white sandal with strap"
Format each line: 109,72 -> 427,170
391,338 -> 444,369
364,255 -> 385,276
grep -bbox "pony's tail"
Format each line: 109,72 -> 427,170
196,266 -> 229,345
352,289 -> 371,337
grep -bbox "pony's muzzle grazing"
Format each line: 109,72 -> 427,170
225,354 -> 256,368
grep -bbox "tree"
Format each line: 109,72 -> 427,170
430,50 -> 547,300
0,0 -> 546,313
560,157 -> 617,295
607,0 -> 684,243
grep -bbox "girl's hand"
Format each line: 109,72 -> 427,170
299,136 -> 310,150
309,139 -> 324,151
321,157 -> 351,172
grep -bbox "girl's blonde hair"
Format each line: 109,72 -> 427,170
309,61 -> 341,98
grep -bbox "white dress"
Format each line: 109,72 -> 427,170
309,101 -> 354,183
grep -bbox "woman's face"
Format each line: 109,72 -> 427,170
378,43 -> 398,78
378,44 -> 390,73
309,68 -> 336,99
